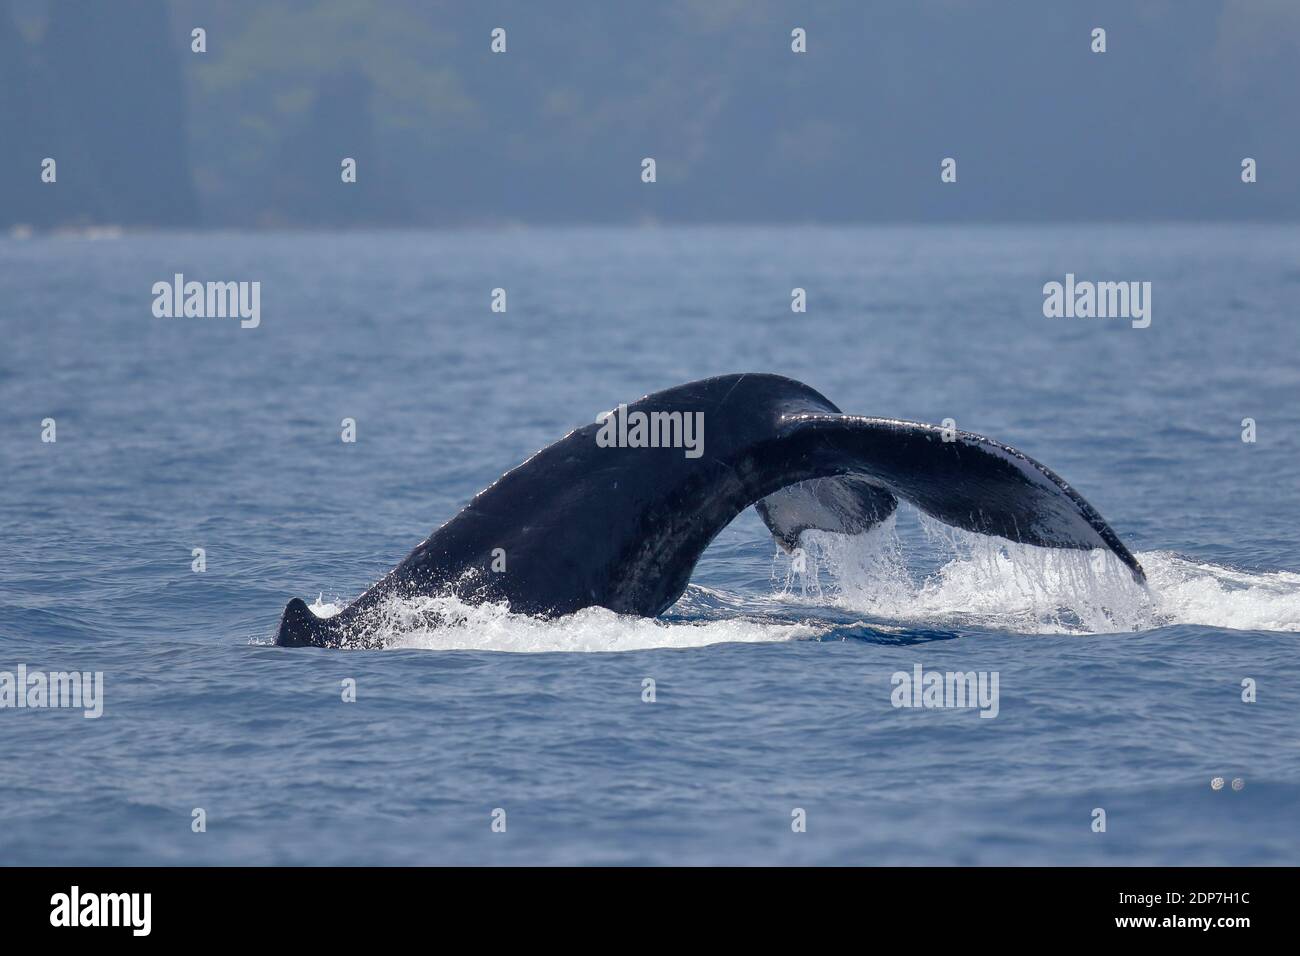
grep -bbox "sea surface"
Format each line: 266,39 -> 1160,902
2,225 -> 1298,865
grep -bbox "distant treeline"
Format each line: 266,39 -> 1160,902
3,0 -> 1297,228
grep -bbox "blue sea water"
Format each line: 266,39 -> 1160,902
1,224 -> 1298,865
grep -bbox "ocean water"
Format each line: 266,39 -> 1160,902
2,224 -> 1298,865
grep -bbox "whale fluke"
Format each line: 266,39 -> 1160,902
276,597 -> 319,648
756,475 -> 899,553
276,373 -> 1143,648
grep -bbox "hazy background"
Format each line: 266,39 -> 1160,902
2,0 -> 1297,229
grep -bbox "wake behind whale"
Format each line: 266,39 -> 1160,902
275,373 -> 1150,649
291,542 -> 1300,652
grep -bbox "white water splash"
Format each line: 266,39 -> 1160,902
1139,554 -> 1300,633
309,593 -> 342,617
308,592 -> 818,652
293,517 -> 1300,650
777,516 -> 1300,634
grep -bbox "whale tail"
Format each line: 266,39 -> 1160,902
273,373 -> 1145,647
276,597 -> 320,647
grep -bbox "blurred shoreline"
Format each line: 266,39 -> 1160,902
8,219 -> 1300,242
5,0 -> 1298,230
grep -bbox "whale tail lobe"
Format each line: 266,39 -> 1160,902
276,597 -> 320,647
754,412 -> 1146,586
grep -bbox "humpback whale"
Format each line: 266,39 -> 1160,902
276,373 -> 1144,648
